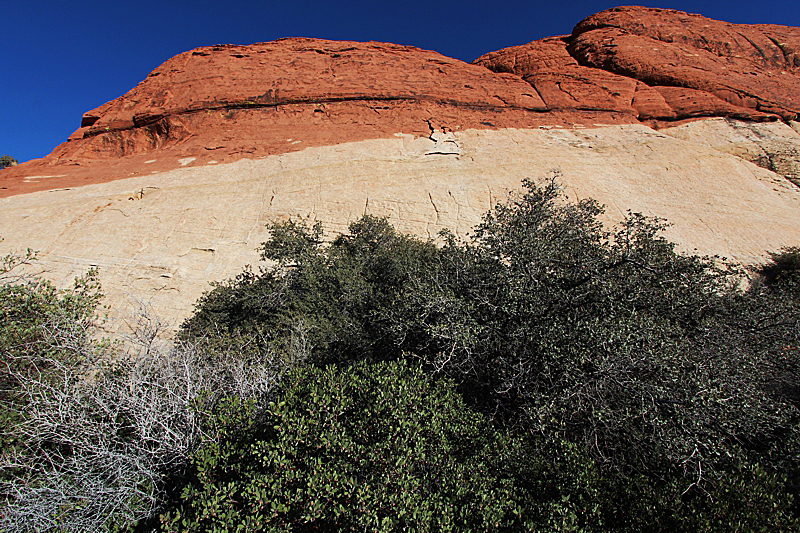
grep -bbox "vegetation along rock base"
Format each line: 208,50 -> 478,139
2,181 -> 799,532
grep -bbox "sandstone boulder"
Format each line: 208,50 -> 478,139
569,7 -> 800,120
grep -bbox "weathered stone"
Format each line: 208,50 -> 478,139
476,6 -> 800,124
570,7 -> 800,120
473,37 -> 639,114
3,125 -> 800,333
631,82 -> 676,120
662,118 -> 800,186
2,7 -> 800,334
6,7 -> 800,196
653,86 -> 777,121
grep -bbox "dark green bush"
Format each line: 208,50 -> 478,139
760,247 -> 800,290
182,214 -> 443,365
161,359 -> 604,532
183,180 -> 800,488
0,155 -> 17,169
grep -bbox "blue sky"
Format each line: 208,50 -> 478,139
3,1 -> 799,163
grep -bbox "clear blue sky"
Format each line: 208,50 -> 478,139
3,1 -> 798,163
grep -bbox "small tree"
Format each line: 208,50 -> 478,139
0,156 -> 17,169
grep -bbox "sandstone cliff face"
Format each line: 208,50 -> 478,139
3,7 -> 799,193
0,38 -> 638,197
1,6 -> 799,334
4,125 -> 799,331
476,6 -> 800,123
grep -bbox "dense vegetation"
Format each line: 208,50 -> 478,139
0,155 -> 17,168
2,179 -> 799,531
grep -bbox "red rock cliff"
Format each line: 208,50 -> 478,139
475,6 -> 800,124
2,6 -> 799,197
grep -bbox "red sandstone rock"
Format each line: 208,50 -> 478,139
473,37 -> 639,115
474,7 -> 800,124
2,7 -> 799,197
653,86 -> 774,121
2,38 -> 640,197
630,82 -> 676,120
569,7 -> 800,120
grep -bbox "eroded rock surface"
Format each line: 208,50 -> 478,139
0,39 -> 637,196
662,118 -> 800,186
8,7 -> 800,195
3,126 -> 800,332
475,7 -> 800,124
2,6 -> 800,334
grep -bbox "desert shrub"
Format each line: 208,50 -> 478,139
0,247 -> 101,369
182,215 -> 443,365
182,179 -> 800,527
161,359 -> 607,533
0,155 -> 17,169
1,246 -> 102,455
760,247 -> 800,290
462,183 -> 797,479
1,332 -> 295,532
185,182 -> 796,472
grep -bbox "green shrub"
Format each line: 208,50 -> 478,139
182,214 -> 443,365
162,360 -> 606,532
183,181 -> 800,486
0,155 -> 17,169
760,247 -> 800,290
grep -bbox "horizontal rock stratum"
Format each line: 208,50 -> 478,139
2,6 -> 800,333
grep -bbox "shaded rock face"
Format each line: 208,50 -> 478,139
2,6 -> 800,334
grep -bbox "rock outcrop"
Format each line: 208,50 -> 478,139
7,7 -> 799,196
0,38 -> 637,197
476,6 -> 800,124
2,6 -> 800,334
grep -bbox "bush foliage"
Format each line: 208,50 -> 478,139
180,179 -> 800,531
0,250 -> 292,532
3,178 -> 800,531
164,360 -> 602,532
0,155 -> 17,169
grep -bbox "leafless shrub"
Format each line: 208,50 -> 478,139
0,306 -> 306,532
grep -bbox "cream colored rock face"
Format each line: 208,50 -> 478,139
662,118 -> 800,185
2,124 -> 800,334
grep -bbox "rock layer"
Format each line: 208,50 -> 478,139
661,118 -> 800,186
572,7 -> 800,119
3,126 -> 800,332
475,7 -> 800,125
2,6 -> 800,333
0,39 -> 636,197
5,7 -> 800,195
